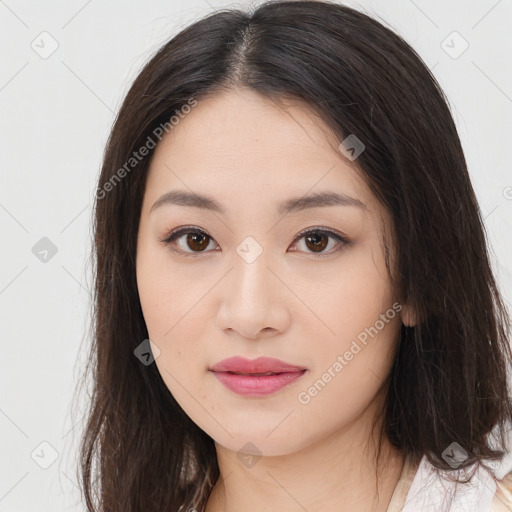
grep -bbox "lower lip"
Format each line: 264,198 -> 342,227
210,370 -> 307,396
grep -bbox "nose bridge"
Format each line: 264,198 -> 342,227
216,235 -> 288,338
231,235 -> 274,303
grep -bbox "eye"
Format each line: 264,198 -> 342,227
158,226 -> 217,257
290,227 -> 350,257
158,226 -> 350,258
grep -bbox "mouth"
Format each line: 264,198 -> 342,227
209,356 -> 307,396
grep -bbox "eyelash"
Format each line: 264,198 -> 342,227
158,225 -> 351,259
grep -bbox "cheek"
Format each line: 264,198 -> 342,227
137,240 -> 206,339
138,259 -> 210,407
297,294 -> 400,428
297,240 -> 400,397
301,243 -> 396,345
136,239 -> 228,376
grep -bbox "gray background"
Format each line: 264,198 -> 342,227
1,0 -> 511,510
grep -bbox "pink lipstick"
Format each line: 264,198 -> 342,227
209,356 -> 307,397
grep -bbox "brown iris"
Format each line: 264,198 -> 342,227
186,232 -> 210,252
304,232 -> 328,253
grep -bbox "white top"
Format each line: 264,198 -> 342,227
387,454 -> 512,511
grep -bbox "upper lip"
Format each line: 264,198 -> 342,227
210,356 -> 306,374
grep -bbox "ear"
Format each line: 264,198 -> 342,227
400,304 -> 417,327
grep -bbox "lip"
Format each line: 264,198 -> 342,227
210,356 -> 306,374
209,356 -> 307,397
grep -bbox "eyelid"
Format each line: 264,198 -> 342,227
158,225 -> 351,258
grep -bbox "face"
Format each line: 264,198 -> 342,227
136,87 -> 404,456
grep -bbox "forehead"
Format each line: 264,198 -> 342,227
155,88 -> 342,161
144,88 -> 379,217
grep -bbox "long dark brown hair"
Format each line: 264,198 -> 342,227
74,1 -> 512,510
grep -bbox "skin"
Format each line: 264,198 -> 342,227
136,87 -> 416,512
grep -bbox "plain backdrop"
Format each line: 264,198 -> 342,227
1,0 -> 511,510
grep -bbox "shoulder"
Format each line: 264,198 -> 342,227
490,472 -> 512,511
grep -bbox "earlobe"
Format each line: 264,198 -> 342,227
400,305 -> 417,327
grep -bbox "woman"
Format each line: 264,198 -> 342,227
76,1 -> 512,510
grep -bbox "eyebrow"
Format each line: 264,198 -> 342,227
150,189 -> 367,216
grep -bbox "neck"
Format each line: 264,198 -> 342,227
204,407 -> 405,512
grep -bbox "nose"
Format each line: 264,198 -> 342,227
215,250 -> 291,340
